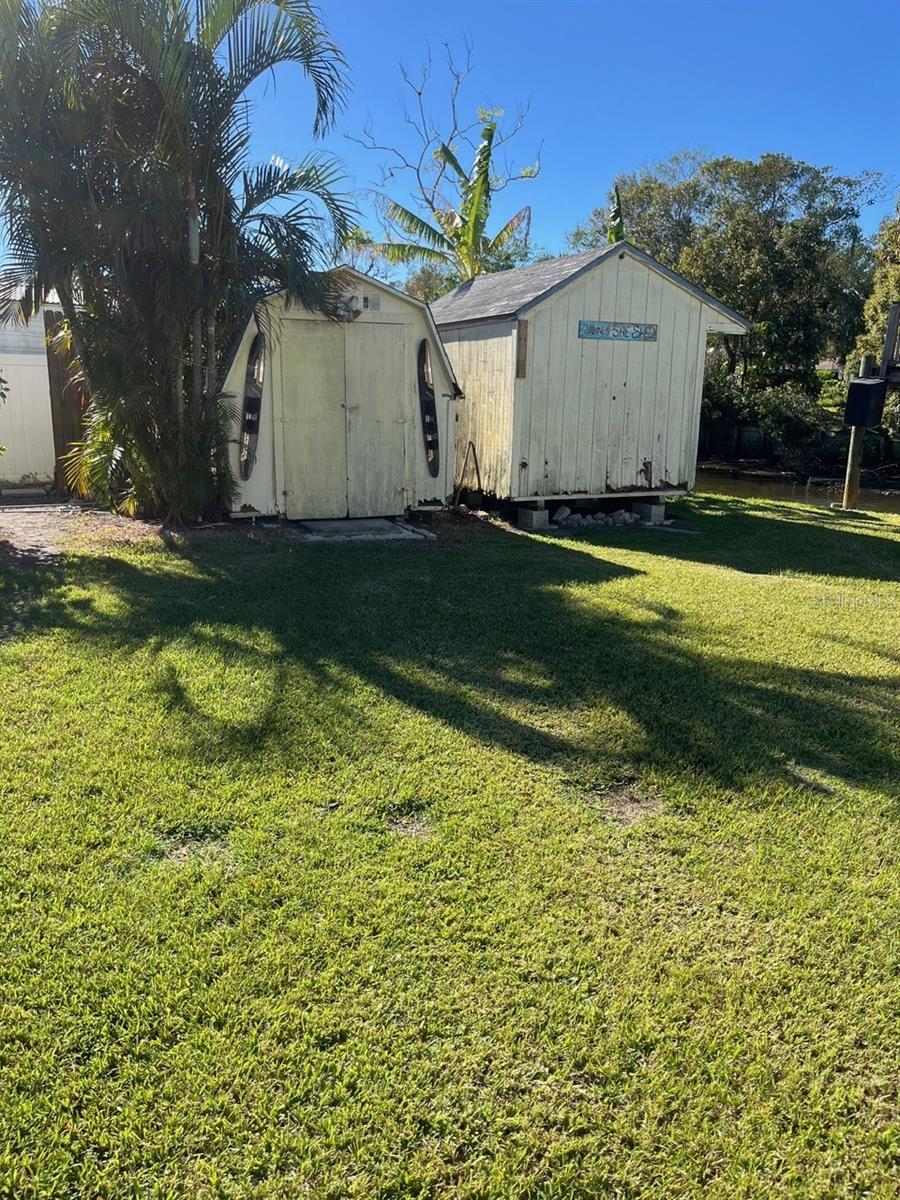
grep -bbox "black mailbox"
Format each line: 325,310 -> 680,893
844,378 -> 887,427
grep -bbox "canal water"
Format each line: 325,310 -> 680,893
694,469 -> 900,516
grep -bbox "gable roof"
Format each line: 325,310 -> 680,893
220,267 -> 464,398
429,242 -> 751,331
337,267 -> 463,394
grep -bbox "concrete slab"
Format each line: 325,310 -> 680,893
298,518 -> 429,542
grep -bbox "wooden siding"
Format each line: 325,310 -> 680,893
345,321 -> 407,517
223,286 -> 455,516
440,321 -> 515,497
280,320 -> 348,518
513,253 -> 709,498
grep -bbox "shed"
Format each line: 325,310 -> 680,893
431,242 -> 750,502
223,270 -> 461,519
0,305 -> 84,491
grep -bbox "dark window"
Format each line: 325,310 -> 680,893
239,333 -> 264,481
417,338 -> 440,478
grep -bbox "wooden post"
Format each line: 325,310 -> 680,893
841,422 -> 865,510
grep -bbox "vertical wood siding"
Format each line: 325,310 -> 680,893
439,321 -> 515,497
223,287 -> 455,516
513,254 -> 710,497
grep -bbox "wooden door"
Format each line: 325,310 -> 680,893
345,323 -> 407,517
280,321 -> 348,519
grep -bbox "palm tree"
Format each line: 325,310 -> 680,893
0,0 -> 354,520
377,121 -> 530,282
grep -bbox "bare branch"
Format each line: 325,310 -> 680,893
345,37 -> 540,259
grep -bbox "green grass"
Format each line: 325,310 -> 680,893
0,494 -> 898,1199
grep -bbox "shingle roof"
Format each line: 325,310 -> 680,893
429,242 -> 751,330
429,248 -> 611,325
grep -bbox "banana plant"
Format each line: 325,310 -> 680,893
377,122 -> 530,281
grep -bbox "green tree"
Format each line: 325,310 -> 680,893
568,152 -> 879,390
403,233 -> 535,304
853,201 -> 900,437
351,41 -> 539,285
568,149 -> 707,265
376,121 -> 531,281
0,0 -> 353,521
852,200 -> 900,364
404,263 -> 457,304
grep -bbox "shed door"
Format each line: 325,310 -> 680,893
280,321 -> 348,519
345,323 -> 407,517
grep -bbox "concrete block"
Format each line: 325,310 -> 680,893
552,504 -> 571,523
518,507 -> 550,530
633,501 -> 666,525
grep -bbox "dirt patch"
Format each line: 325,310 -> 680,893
603,786 -> 662,825
0,501 -> 162,559
164,837 -> 230,863
387,814 -> 431,838
157,832 -> 232,865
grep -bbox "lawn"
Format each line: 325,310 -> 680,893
0,494 -> 898,1199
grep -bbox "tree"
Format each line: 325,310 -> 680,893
852,200 -> 900,365
403,231 -> 535,304
341,226 -> 395,281
375,119 -> 531,280
853,200 -> 900,437
404,263 -> 456,304
350,41 -> 539,282
567,149 -> 707,265
0,0 -> 353,521
568,152 -> 880,390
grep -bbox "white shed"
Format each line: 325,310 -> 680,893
222,271 -> 461,519
431,242 -> 750,502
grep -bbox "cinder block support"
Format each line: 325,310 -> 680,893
633,500 -> 666,525
518,506 -> 550,530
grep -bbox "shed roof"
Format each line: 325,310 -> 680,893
429,242 -> 751,331
220,267 -> 463,397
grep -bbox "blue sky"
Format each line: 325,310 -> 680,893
253,0 -> 898,255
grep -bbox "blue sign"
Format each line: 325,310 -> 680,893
578,320 -> 658,342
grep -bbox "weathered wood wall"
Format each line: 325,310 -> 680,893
437,252 -> 745,502
513,253 -> 708,498
222,285 -> 457,517
439,321 -> 515,498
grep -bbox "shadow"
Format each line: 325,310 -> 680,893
1,509 -> 897,799
608,494 -> 900,583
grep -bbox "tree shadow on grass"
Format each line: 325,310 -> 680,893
613,494 -> 900,582
1,509 -> 897,799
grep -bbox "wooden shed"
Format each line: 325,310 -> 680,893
431,242 -> 749,503
223,270 -> 461,519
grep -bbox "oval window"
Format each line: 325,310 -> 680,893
417,338 -> 440,478
239,333 -> 264,481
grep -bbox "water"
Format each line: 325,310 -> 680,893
694,469 -> 900,516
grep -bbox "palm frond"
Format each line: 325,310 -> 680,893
435,140 -> 466,183
459,121 -> 495,250
218,0 -> 346,134
384,201 -> 453,252
485,206 -> 530,254
375,242 -> 453,267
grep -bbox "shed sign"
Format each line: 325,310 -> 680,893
578,320 -> 657,342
